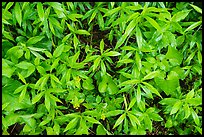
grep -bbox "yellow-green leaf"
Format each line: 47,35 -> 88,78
170,100 -> 182,115
113,113 -> 126,129
37,3 -> 44,22
144,16 -> 161,32
14,3 -> 22,26
189,4 -> 202,14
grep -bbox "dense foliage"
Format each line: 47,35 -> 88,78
2,2 -> 202,135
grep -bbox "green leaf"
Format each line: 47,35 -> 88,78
183,103 -> 191,119
184,50 -> 196,65
170,100 -> 182,115
2,59 -> 15,78
186,98 -> 201,106
18,72 -> 26,84
184,21 -> 202,32
75,30 -> 90,35
189,4 -> 202,14
105,110 -> 124,117
119,79 -> 140,87
45,92 -> 50,112
100,60 -> 106,74
53,122 -> 60,135
98,76 -> 108,93
53,44 -> 64,58
125,19 -> 136,36
37,66 -> 46,75
50,58 -> 60,72
50,74 -> 62,85
30,50 -> 46,60
135,51 -> 142,71
49,17 -> 63,31
2,102 -> 10,111
142,70 -> 160,81
66,23 -> 75,32
107,78 -> 119,95
39,117 -> 52,127
140,84 -> 153,99
148,113 -> 163,121
119,72 -> 135,79
97,12 -> 104,30
191,109 -> 200,126
159,98 -> 179,105
128,97 -> 136,110
19,85 -> 27,102
104,7 -> 121,17
137,85 -> 141,104
46,127 -> 54,135
100,39 -> 104,54
32,91 -> 45,104
113,113 -> 126,129
3,31 -> 15,42
96,125 -> 106,135
89,9 -> 97,24
155,72 -> 179,96
144,115 -> 152,132
186,89 -> 194,100
73,34 -> 79,50
166,46 -> 183,65
84,116 -> 100,124
171,10 -> 191,22
49,94 -> 63,104
93,56 -> 101,71
14,3 -> 22,26
128,112 -> 141,127
115,33 -> 128,49
64,117 -> 79,132
104,51 -> 121,57
27,36 -> 45,45
144,16 -> 161,32
197,51 -> 202,64
142,82 -> 162,98
82,78 -> 95,91
136,26 -> 144,49
37,3 -> 44,22
165,118 -> 173,128
16,61 -> 34,69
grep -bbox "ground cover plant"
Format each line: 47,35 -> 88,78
2,2 -> 202,135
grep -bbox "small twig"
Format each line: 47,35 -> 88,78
10,123 -> 17,134
88,128 -> 95,134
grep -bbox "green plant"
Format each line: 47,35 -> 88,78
2,2 -> 202,135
